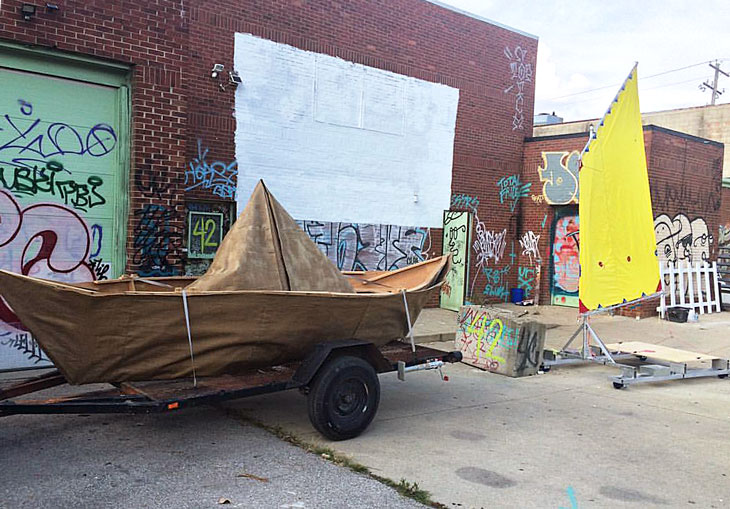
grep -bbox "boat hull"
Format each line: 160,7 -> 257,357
0,271 -> 437,384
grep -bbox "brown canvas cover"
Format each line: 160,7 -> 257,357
0,270 -> 436,383
188,180 -> 353,293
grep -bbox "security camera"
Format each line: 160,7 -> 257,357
229,71 -> 242,86
211,64 -> 224,79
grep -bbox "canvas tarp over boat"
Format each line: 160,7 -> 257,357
188,180 -> 353,293
578,65 -> 660,312
0,181 -> 446,383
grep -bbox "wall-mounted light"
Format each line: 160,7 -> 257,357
46,3 -> 60,13
21,4 -> 37,21
211,64 -> 224,79
229,71 -> 242,87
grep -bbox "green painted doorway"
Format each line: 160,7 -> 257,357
0,43 -> 130,370
440,210 -> 471,311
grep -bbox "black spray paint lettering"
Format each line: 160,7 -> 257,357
0,161 -> 106,211
89,258 -> 111,281
133,204 -> 182,277
0,332 -> 49,364
515,327 -> 540,374
298,220 -> 430,271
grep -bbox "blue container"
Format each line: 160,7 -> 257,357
510,288 -> 524,303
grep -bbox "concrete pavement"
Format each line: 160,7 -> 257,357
224,306 -> 730,508
3,306 -> 729,508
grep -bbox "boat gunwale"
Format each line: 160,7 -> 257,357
0,269 -> 444,298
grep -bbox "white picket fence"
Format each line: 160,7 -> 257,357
658,261 -> 722,318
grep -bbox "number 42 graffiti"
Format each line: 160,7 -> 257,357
193,217 -> 219,254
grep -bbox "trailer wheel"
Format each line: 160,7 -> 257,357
307,355 -> 380,441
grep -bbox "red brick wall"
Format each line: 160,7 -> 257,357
523,126 -> 724,317
1,0 -> 537,290
185,0 -> 538,301
0,0 -> 189,275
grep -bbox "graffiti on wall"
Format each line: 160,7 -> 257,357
450,193 -> 480,214
497,175 -> 531,212
551,214 -> 580,306
0,97 -> 120,368
518,266 -> 536,297
651,182 -> 721,216
296,220 -> 430,272
482,265 -> 511,301
537,151 -> 580,205
0,100 -> 117,169
184,201 -> 235,276
654,214 -> 713,267
133,204 -> 182,277
472,216 -> 507,270
185,140 -> 238,199
519,231 -> 541,264
0,161 -> 106,211
0,190 -> 96,364
441,211 -> 470,311
503,46 -> 532,131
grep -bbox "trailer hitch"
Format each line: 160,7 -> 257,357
397,360 -> 446,381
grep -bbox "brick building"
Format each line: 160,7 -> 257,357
0,0 -> 538,369
520,126 -> 724,316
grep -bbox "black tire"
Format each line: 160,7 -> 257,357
307,355 -> 380,441
613,381 -> 625,390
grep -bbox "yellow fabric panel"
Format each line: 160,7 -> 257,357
578,66 -> 660,311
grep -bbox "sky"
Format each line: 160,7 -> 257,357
436,0 -> 730,121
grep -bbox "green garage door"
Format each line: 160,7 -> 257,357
0,43 -> 130,370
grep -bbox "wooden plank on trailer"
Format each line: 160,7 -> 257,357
606,341 -> 721,363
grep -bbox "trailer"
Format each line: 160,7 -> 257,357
0,340 -> 461,441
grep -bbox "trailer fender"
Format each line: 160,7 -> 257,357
292,340 -> 391,387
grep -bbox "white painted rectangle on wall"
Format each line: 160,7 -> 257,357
233,33 -> 459,227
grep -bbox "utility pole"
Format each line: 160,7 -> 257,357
700,60 -> 728,105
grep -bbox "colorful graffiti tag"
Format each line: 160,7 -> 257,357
537,151 -> 580,205
0,190 -> 96,366
184,139 -> 238,199
0,94 -> 120,369
551,214 -> 579,306
654,213 -> 713,267
497,175 -> 531,212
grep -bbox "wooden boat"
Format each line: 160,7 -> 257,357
0,182 -> 449,384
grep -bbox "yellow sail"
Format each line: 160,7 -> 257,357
578,65 -> 660,312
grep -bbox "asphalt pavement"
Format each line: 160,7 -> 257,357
0,400 -> 424,508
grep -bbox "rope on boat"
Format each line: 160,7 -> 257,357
401,290 -> 416,353
181,290 -> 198,387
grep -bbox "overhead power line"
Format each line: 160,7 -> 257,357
546,60 -> 715,101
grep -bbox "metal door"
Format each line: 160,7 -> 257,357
550,207 -> 579,307
440,211 -> 471,311
0,44 -> 129,370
